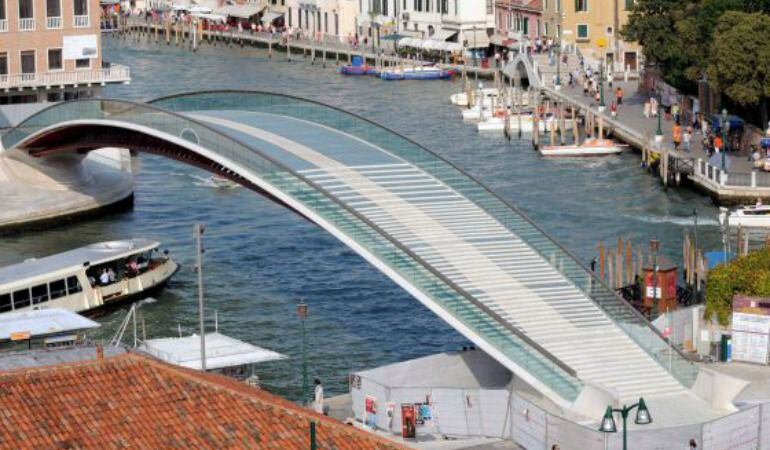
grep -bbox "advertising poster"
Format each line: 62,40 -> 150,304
365,396 -> 377,429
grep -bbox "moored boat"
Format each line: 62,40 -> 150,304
450,88 -> 500,106
538,138 -> 626,157
0,239 -> 178,316
719,205 -> 770,229
477,114 -> 572,133
380,66 -> 454,80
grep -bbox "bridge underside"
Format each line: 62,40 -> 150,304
3,92 -> 729,427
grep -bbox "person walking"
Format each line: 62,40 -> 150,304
683,127 -> 692,152
615,87 -> 623,107
673,122 -> 682,150
313,378 -> 324,415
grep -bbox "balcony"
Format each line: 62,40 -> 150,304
0,64 -> 131,90
18,18 -> 35,31
46,16 -> 62,29
73,15 -> 89,28
0,19 -> 8,32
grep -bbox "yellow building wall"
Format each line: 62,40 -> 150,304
561,0 -> 641,70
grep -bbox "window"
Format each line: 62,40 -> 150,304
486,0 -> 492,14
544,0 -> 548,9
625,0 -> 634,9
31,284 -> 48,304
13,288 -> 30,309
577,24 -> 589,40
20,50 -> 35,74
75,58 -> 89,69
523,17 -> 529,35
557,0 -> 561,11
0,0 -> 6,20
575,0 -> 587,11
323,11 -> 327,33
66,276 -> 82,295
49,279 -> 67,299
18,0 -> 32,18
0,53 -> 7,76
544,21 -> 549,36
316,11 -> 320,31
47,48 -> 62,70
334,13 -> 338,35
440,0 -> 447,13
73,0 -> 86,15
0,293 -> 10,312
383,0 -> 388,15
46,0 -> 59,17
606,26 -> 613,35
288,7 -> 291,27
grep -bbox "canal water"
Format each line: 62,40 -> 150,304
0,36 -> 723,401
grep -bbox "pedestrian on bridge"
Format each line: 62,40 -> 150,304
673,122 -> 682,150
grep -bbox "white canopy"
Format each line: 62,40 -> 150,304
398,37 -> 463,52
261,11 -> 284,24
0,309 -> 99,341
216,4 -> 263,19
428,28 -> 457,41
139,332 -> 286,370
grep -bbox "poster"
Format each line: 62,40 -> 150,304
732,312 -> 770,364
63,35 -> 98,60
365,396 -> 377,429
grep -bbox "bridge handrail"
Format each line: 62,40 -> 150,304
2,95 -> 582,400
146,90 -> 698,388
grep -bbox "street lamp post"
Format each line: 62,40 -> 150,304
599,61 -> 605,108
297,301 -> 309,406
599,398 -> 652,450
721,108 -> 729,171
650,238 -> 660,319
473,25 -> 478,82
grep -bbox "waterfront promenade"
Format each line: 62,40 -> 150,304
529,64 -> 770,204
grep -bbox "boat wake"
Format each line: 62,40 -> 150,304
191,175 -> 240,189
627,214 -> 719,226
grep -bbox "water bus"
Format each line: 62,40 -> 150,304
0,239 -> 178,316
719,205 -> 770,229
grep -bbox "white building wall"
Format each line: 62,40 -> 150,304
399,0 -> 493,46
285,0 -> 351,39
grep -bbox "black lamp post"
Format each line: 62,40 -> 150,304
599,398 -> 652,450
721,108 -> 729,171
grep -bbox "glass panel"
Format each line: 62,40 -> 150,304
46,0 -> 59,17
31,283 -> 48,304
0,293 -> 10,312
20,50 -> 34,73
49,279 -> 66,299
73,0 -> 86,16
66,276 -> 82,294
13,288 -> 30,309
48,48 -> 62,70
18,0 -> 32,18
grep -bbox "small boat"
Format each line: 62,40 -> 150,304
477,114 -> 573,133
380,66 -> 454,80
538,138 -> 626,157
0,239 -> 179,316
339,55 -> 378,76
209,175 -> 240,189
719,205 -> 770,229
462,105 -> 533,122
450,88 -> 500,106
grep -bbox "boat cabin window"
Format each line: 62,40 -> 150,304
744,209 -> 770,215
31,283 -> 49,305
49,279 -> 67,300
0,293 -> 10,312
13,288 -> 30,309
66,276 -> 82,295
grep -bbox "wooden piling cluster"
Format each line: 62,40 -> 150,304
596,238 -> 638,290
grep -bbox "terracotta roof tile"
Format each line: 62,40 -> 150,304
0,351 -> 405,449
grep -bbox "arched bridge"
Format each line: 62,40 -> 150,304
1,91 -> 719,423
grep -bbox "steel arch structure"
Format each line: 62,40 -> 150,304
1,91 -> 711,421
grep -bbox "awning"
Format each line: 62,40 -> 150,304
215,4 -> 264,18
192,12 -> 226,22
427,28 -> 457,42
397,37 -> 463,52
261,11 -> 284,24
490,33 -> 518,48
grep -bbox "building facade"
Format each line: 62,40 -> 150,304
0,0 -> 130,104
399,0 -> 494,48
560,0 -> 639,71
284,0 -> 358,42
494,0 -> 540,41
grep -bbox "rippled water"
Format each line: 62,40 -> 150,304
0,35 -> 723,401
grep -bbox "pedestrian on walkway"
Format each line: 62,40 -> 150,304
673,122 -> 682,150
689,438 -> 697,449
643,100 -> 651,118
714,134 -> 723,154
313,378 -> 324,415
672,103 -> 680,124
610,101 -> 618,117
615,87 -> 624,107
568,72 -> 574,89
650,97 -> 659,118
583,79 -> 589,97
683,127 -> 692,152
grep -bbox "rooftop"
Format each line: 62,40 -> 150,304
138,331 -> 286,370
0,238 -> 160,287
0,350 -> 404,449
0,308 -> 99,341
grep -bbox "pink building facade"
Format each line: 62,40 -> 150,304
495,0 -> 543,41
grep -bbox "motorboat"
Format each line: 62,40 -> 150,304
380,66 -> 454,80
719,205 -> 770,229
462,105 -> 533,122
477,114 -> 573,133
538,138 -> 626,157
0,239 -> 179,316
340,65 -> 378,76
450,88 -> 500,106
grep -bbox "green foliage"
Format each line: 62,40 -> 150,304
705,248 -> 770,326
707,11 -> 770,105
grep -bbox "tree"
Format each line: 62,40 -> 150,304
707,11 -> 770,126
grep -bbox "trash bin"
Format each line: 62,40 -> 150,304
720,334 -> 732,362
